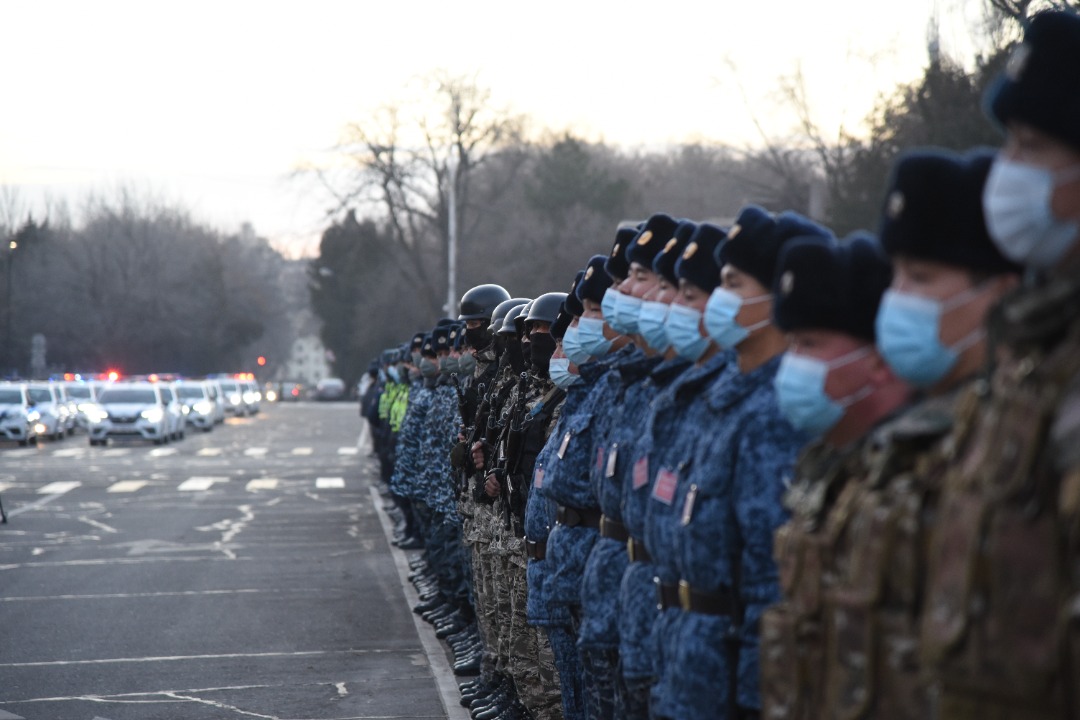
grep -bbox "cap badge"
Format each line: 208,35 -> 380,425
439,336 -> 447,344
886,191 -> 905,220
611,245 -> 619,257
663,238 -> 678,253
780,270 -> 795,297
728,224 -> 742,239
637,230 -> 653,247
682,242 -> 699,260
585,266 -> 594,280
1006,43 -> 1031,81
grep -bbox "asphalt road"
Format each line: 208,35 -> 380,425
0,402 -> 452,720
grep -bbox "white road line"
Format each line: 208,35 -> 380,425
148,447 -> 177,457
315,477 -> 345,489
4,449 -> 35,458
52,448 -> 85,458
197,448 -> 222,457
291,447 -> 313,455
37,481 -> 81,495
0,482 -> 12,493
245,479 -> 279,491
107,481 -> 147,493
0,648 -> 391,668
243,447 -> 268,457
0,588 -> 309,602
102,448 -> 130,457
369,486 -> 469,720
337,446 -> 359,455
178,477 -> 226,491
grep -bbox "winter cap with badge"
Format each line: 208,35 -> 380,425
717,205 -> 834,290
563,271 -> 586,317
431,324 -> 454,353
774,233 -> 893,341
985,9 -> 1080,152
627,213 -> 680,271
653,220 -> 698,285
420,334 -> 437,358
676,223 -> 727,291
879,148 -> 1021,274
605,224 -> 642,282
575,257 -> 612,305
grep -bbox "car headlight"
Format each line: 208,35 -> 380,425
140,407 -> 164,423
27,410 -> 41,422
193,400 -> 212,414
265,390 -> 277,402
83,405 -> 108,423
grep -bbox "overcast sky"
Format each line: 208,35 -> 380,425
0,0 -> 990,256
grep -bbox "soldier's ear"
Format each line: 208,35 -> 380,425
868,348 -> 897,389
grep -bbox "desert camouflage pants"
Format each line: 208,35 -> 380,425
504,543 -> 562,720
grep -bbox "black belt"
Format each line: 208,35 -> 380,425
676,580 -> 736,617
556,504 -> 602,529
627,536 -> 652,563
599,514 -> 629,542
525,539 -> 547,560
655,579 -> 680,611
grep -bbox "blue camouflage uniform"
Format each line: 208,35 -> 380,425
640,353 -> 735,712
389,381 -> 431,501
615,357 -> 692,714
526,382 -> 591,720
653,355 -> 807,719
578,350 -> 661,719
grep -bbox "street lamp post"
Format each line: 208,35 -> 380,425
5,240 -> 15,374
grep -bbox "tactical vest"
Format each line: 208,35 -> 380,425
921,278 -> 1080,719
764,392 -> 959,720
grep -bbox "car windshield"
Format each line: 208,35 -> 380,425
219,381 -> 239,392
176,386 -> 206,399
0,388 -> 23,404
28,387 -> 54,403
98,388 -> 157,404
66,385 -> 93,399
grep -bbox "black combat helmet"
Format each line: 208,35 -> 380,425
488,297 -> 531,334
524,292 -> 567,332
458,284 -> 511,321
497,302 -> 530,336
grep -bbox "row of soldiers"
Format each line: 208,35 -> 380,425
363,10 -> 1080,720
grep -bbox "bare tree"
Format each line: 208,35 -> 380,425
322,71 -> 526,316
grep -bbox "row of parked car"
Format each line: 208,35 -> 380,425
0,377 -> 263,447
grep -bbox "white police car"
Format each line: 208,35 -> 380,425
87,382 -> 171,446
0,382 -> 41,446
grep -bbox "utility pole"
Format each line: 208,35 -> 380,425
5,239 -> 15,375
446,155 -> 458,317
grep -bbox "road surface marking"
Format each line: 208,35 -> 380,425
197,448 -> 222,457
245,479 -> 279,491
107,481 -> 147,493
37,481 -> 81,495
316,477 -> 345,489
0,648 -> 391,668
0,710 -> 26,719
148,447 -> 177,457
291,447 -> 313,455
243,447 -> 268,457
102,448 -> 130,457
52,448 -> 85,457
4,449 -> 35,458
0,482 -> 11,493
337,446 -> 359,455
178,477 -> 226,491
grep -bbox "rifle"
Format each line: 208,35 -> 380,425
453,382 -> 488,497
500,372 -> 531,532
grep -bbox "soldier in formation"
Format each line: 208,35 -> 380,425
361,10 -> 1080,718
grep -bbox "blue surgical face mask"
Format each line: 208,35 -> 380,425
704,287 -> 773,349
601,288 -> 621,327
875,286 -> 987,388
614,292 -> 643,334
664,303 -> 710,361
549,357 -> 581,388
561,324 -> 592,366
577,316 -> 614,356
457,352 -> 476,376
774,347 -> 874,436
637,300 -> 671,352
983,158 -> 1080,269
420,357 -> 439,378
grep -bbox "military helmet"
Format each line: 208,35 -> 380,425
525,292 -> 567,330
497,301 -> 530,336
488,297 -> 531,333
513,300 -> 535,336
458,284 -> 511,321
